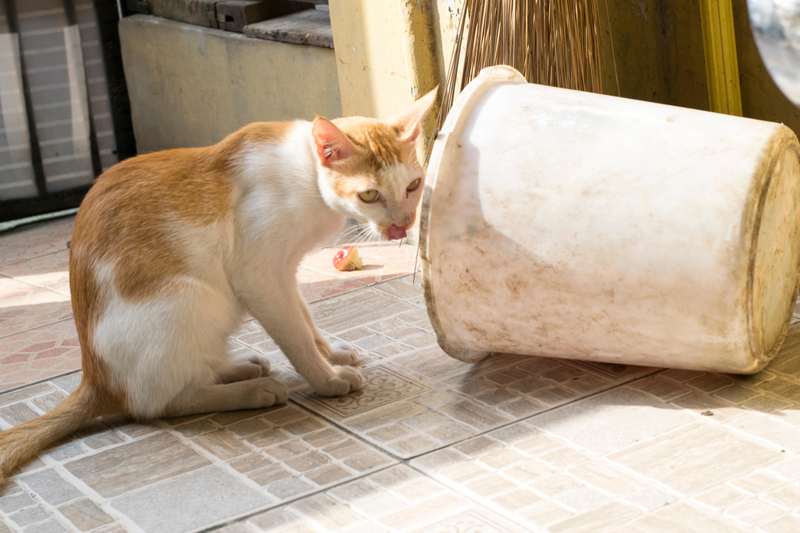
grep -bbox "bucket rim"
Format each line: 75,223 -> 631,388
419,65 -> 526,363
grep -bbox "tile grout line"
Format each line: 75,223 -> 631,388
196,462 -> 401,533
0,272 -> 71,300
3,354 -> 798,531
0,368 -> 81,397
202,385 -> 550,532
11,272 -> 796,530
148,394 -> 420,533
0,252 -> 64,270
143,359 -> 800,532
0,316 -> 74,342
244,371 -> 672,533
393,366 -> 800,532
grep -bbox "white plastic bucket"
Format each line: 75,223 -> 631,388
420,65 -> 800,374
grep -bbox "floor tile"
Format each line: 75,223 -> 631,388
246,465 -> 529,533
527,387 -> 693,454
0,217 -> 74,268
0,278 -> 71,340
608,423 -> 782,495
410,419 -> 647,531
300,242 -> 420,286
0,378 -> 397,532
289,282 -> 662,458
57,499 -> 114,531
0,250 -> 71,297
112,467 -> 268,533
3,216 -> 800,532
610,502 -> 749,532
294,365 -> 431,418
311,288 -> 419,335
0,320 -> 81,392
65,433 -> 212,498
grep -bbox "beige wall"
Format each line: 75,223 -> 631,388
328,0 -> 443,155
328,2 -> 413,119
121,2 -> 800,154
119,15 -> 342,153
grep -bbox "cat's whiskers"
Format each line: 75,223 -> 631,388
330,222 -> 375,248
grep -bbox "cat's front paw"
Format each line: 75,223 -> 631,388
329,340 -> 360,366
315,366 -> 364,397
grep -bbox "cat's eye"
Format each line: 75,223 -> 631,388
407,179 -> 421,192
358,190 -> 379,203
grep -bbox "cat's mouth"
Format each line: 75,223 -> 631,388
386,225 -> 407,241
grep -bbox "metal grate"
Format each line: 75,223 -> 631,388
0,0 -> 122,222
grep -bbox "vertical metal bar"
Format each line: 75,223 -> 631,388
699,0 -> 743,116
3,0 -> 48,197
92,0 -> 136,161
63,0 -> 103,178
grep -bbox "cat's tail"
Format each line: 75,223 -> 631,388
0,383 -> 108,481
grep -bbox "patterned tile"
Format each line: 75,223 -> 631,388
277,281 -> 661,460
0,380 -> 396,532
0,278 -> 72,339
294,366 -> 430,418
609,423 -> 782,495
528,387 -> 693,454
609,502 -> 750,532
297,270 -> 365,303
1,216 -> 800,532
0,320 -> 81,392
409,420 -> 648,531
245,465 -> 527,532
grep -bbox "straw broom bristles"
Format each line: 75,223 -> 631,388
432,0 -> 606,157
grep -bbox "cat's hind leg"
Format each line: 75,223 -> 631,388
164,378 -> 288,417
217,351 -> 272,383
93,270 -> 289,419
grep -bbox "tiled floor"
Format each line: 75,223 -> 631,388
1,216 -> 800,533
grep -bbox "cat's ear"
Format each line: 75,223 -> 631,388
390,86 -> 438,144
312,117 -> 358,168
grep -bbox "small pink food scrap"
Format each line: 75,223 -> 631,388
333,246 -> 363,271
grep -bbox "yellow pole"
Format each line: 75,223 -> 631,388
699,0 -> 743,116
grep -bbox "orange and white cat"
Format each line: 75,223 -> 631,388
0,88 -> 437,480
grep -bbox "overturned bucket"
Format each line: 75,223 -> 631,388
420,65 -> 800,374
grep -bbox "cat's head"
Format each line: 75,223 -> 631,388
312,88 -> 437,240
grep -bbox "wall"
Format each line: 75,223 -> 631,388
119,15 -> 342,153
121,2 -> 800,154
328,0 -> 442,155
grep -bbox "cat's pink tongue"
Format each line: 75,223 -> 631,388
387,225 -> 407,241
